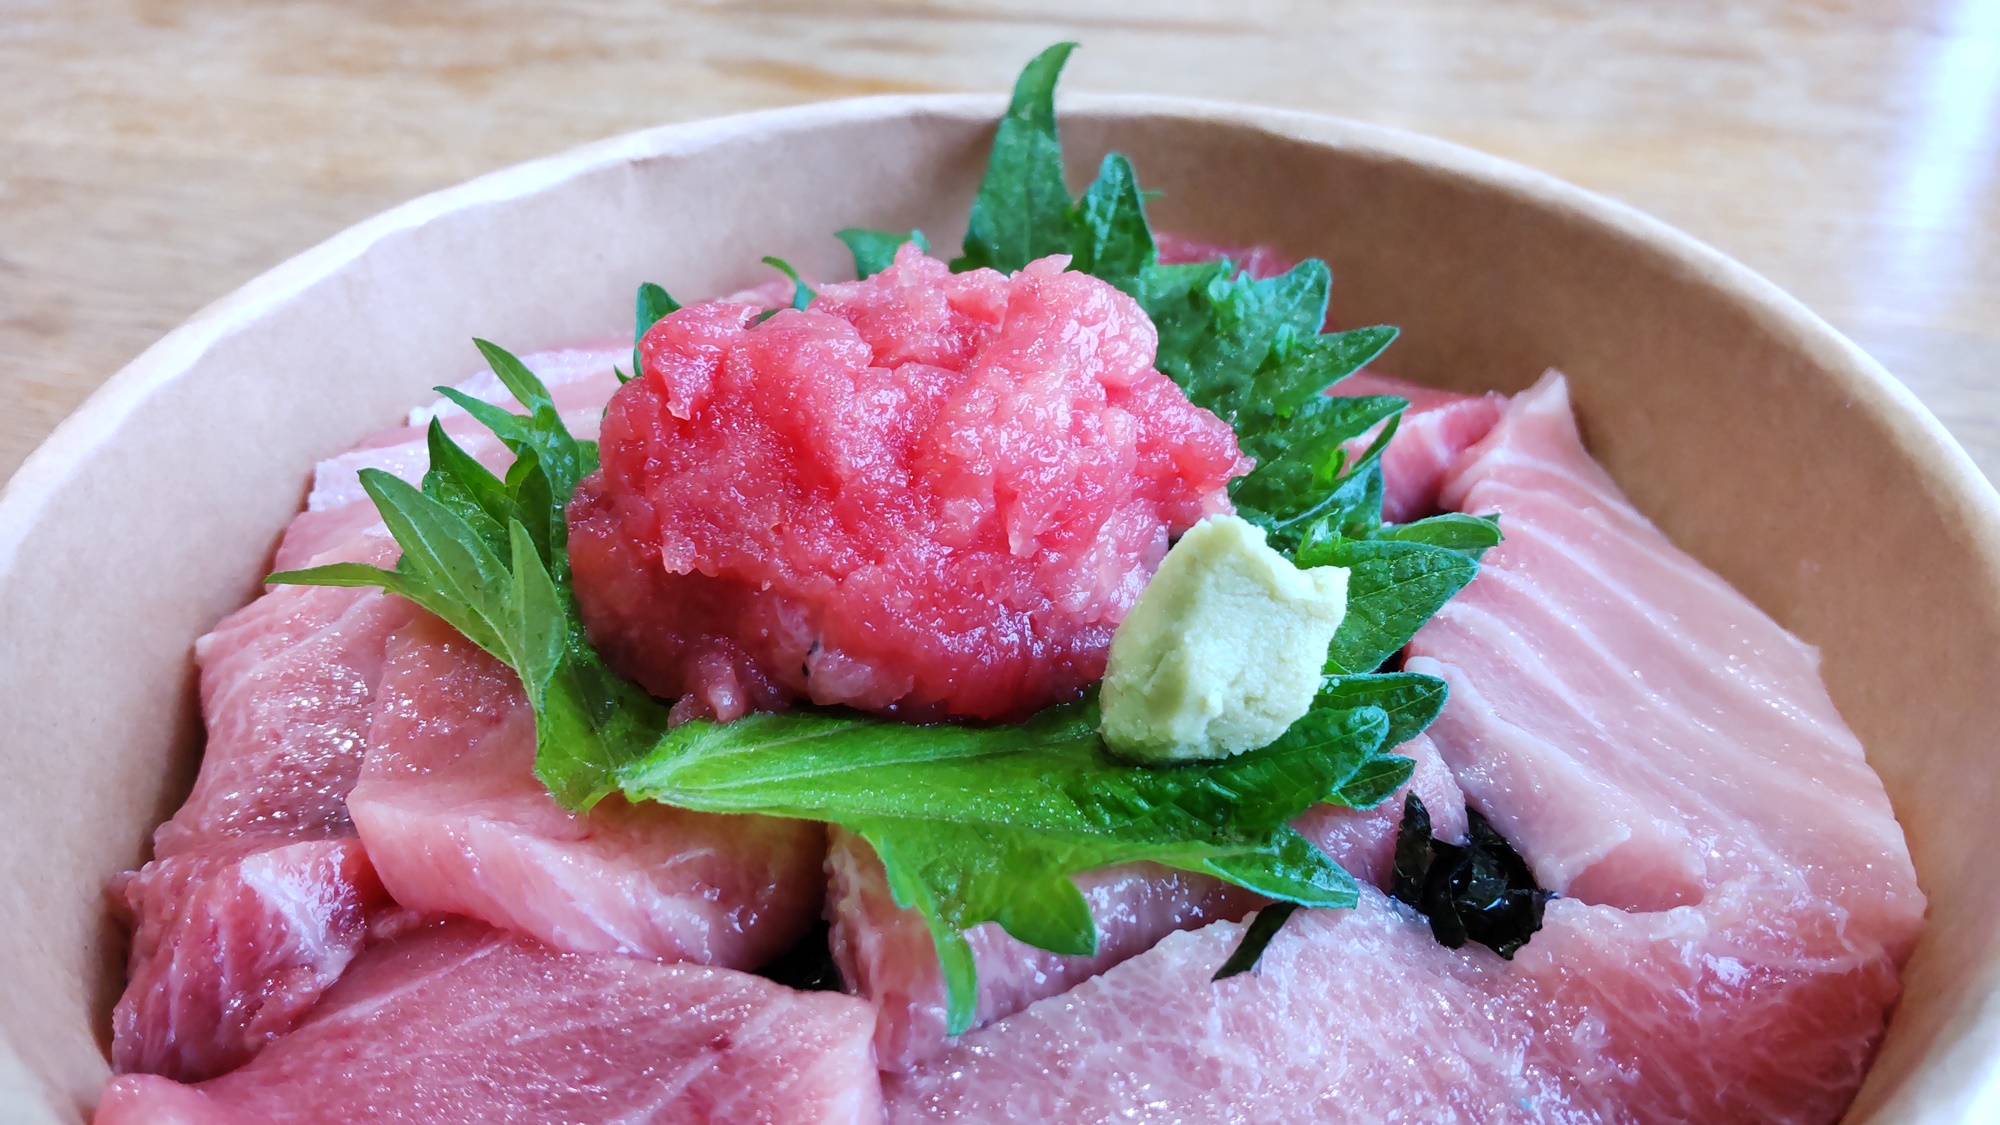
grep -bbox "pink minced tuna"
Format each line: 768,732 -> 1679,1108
567,245 -> 1247,723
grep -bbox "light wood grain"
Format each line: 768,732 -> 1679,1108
3,0 -> 1996,483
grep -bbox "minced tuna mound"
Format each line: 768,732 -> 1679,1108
567,244 -> 1246,722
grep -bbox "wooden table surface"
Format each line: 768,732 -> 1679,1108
3,1 -> 1996,484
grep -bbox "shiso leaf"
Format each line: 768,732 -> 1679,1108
1305,538 -> 1483,676
1071,152 -> 1153,296
952,41 -> 1079,274
759,256 -> 816,314
1211,901 -> 1300,982
1369,512 -> 1504,557
620,693 -> 1397,1030
838,228 -> 929,279
616,282 -> 682,384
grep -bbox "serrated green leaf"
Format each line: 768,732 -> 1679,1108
837,228 -> 929,278
952,41 -> 1078,273
622,695 -> 1391,1031
462,341 -> 596,508
1370,512 -> 1504,556
1072,153 -> 1153,296
1315,672 -> 1449,750
1198,826 -> 1359,906
1229,393 -> 1403,521
621,282 -> 681,383
1314,539 -> 1482,675
354,468 -> 511,652
761,256 -> 814,312
264,560 -> 407,594
1326,754 -> 1416,811
1212,900 -> 1301,981
422,418 -> 515,556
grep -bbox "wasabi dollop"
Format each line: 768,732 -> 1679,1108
1099,515 -> 1348,763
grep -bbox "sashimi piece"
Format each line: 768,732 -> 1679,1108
111,533 -> 411,1081
887,372 -> 1923,1123
831,735 -> 1467,1072
827,831 -> 1260,1073
886,887 -> 1904,1125
1329,370 -> 1506,524
274,346 -> 623,569
1153,233 -> 1297,280
1410,371 -> 1923,933
885,894 -> 1568,1124
109,840 -> 387,1082
347,614 -> 825,968
113,347 -> 627,1080
94,920 -> 883,1125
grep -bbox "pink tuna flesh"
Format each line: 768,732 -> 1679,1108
110,536 -> 410,1080
94,920 -> 883,1125
112,349 -> 624,1079
567,246 -> 1247,723
110,839 -> 387,1082
275,347 -> 623,570
1410,371 -> 1923,933
885,372 -> 1923,1123
1329,370 -> 1507,525
348,614 -> 826,968
1153,233 -> 1298,280
831,735 -> 1469,1072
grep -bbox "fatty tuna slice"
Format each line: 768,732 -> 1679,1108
111,531 -> 411,1081
1153,233 -> 1297,280
109,839 -> 388,1084
94,920 -> 883,1125
887,372 -> 1923,1124
347,614 -> 826,968
274,346 -> 623,569
114,347 -> 627,1080
1409,372 -> 1924,933
832,734 -> 1468,1072
1329,370 -> 1507,525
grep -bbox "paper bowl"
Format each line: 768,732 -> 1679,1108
1,94 -> 1994,1124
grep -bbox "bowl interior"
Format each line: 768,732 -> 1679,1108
1,94 -> 1995,1124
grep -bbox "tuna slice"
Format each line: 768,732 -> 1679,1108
885,372 -> 1923,1123
833,734 -> 1469,1072
1329,370 -> 1506,524
94,920 -> 883,1125
275,346 -> 623,570
112,349 -> 623,1080
348,614 -> 825,967
1153,233 -> 1298,280
110,554 -> 410,1081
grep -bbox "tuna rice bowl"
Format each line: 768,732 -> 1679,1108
87,44 -> 1927,1125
